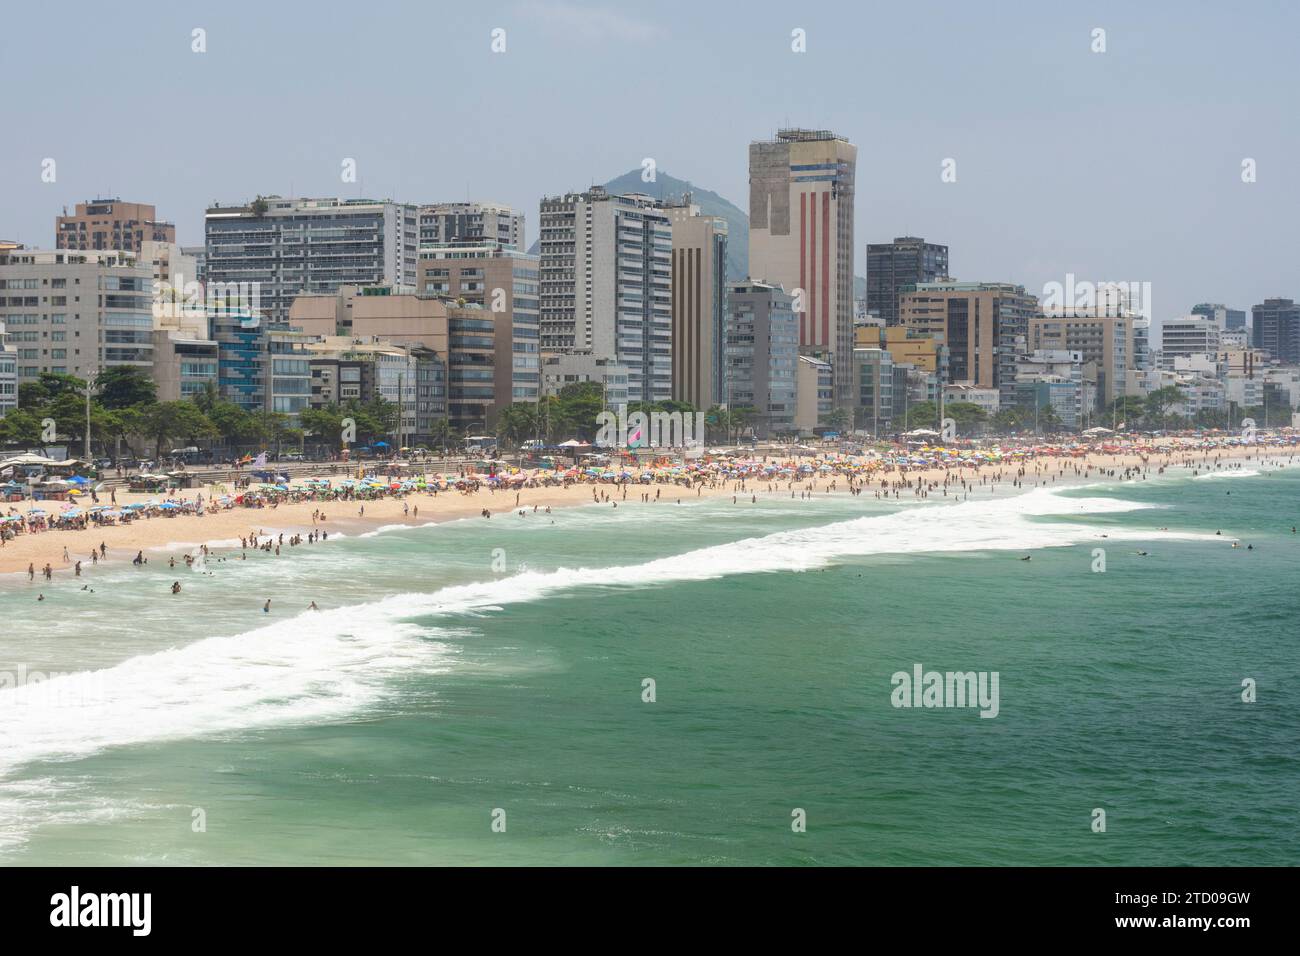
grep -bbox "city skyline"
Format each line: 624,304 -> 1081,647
1,0 -> 1296,327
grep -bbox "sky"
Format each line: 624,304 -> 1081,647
2,0 -> 1297,327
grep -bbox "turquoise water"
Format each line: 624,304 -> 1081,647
1,462 -> 1297,865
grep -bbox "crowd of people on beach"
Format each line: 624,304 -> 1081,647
9,434 -> 1300,605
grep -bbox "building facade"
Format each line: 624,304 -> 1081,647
900,280 -> 1038,405
0,248 -> 154,385
205,197 -> 419,324
418,202 -> 524,250
724,281 -> 798,438
1251,298 -> 1300,365
56,199 -> 175,253
665,197 -> 728,409
538,187 -> 673,402
795,354 -> 833,434
866,236 -> 948,328
748,129 -> 857,406
417,241 -> 540,404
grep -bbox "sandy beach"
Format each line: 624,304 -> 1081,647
1,445 -> 1292,579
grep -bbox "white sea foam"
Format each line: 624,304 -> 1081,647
1193,469 -> 1260,480
0,487 -> 1203,783
0,604 -> 458,779
356,523 -> 418,538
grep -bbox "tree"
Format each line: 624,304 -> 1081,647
141,401 -> 216,458
19,372 -> 86,407
1106,395 -> 1147,430
905,400 -> 940,431
96,367 -> 157,410
205,400 -> 258,447
495,403 -> 538,448
822,407 -> 851,434
728,406 -> 755,442
0,408 -> 45,446
944,401 -> 988,434
1145,387 -> 1186,429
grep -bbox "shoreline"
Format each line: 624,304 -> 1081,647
2,446 -> 1294,581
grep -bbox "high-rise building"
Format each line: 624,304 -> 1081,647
418,202 -> 525,250
417,241 -> 540,404
724,281 -> 798,438
665,196 -> 728,409
748,129 -> 857,405
0,320 -> 16,416
850,347 -> 910,435
795,354 -> 833,435
0,248 -> 154,384
866,237 -> 948,328
538,187 -> 673,402
205,197 -> 420,324
1027,309 -> 1136,408
151,328 -> 219,403
1159,316 -> 1221,366
1191,302 -> 1247,332
289,286 -> 509,431
1251,298 -> 1300,365
56,199 -> 175,253
900,280 -> 1038,405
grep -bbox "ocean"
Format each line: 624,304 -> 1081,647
1,463 -> 1297,865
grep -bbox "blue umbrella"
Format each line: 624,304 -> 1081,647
373,441 -> 389,448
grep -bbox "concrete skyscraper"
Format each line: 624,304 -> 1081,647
866,237 -> 949,326
538,187 -> 673,403
665,196 -> 728,409
748,129 -> 857,405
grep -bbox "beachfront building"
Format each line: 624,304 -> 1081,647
55,198 -> 175,253
1159,316 -> 1221,367
724,281 -> 798,439
1027,308 -> 1136,410
289,285 -> 511,431
850,347 -> 911,435
901,280 -> 1037,406
417,240 -> 540,404
209,309 -> 268,413
795,355 -> 833,434
418,202 -> 525,250
866,236 -> 948,328
538,187 -> 673,402
1251,297 -> 1300,365
151,327 -> 219,402
540,352 -> 630,405
1191,302 -> 1248,337
748,129 -> 857,406
943,383 -> 1000,416
305,337 -> 444,445
856,325 -> 948,378
1013,349 -> 1084,429
0,247 -> 154,385
205,197 -> 420,324
664,196 -> 728,410
0,321 -> 16,416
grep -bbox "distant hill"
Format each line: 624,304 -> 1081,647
527,169 -> 750,281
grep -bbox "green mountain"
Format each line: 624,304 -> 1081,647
527,169 -> 750,281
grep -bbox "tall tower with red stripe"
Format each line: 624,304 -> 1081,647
748,129 -> 857,407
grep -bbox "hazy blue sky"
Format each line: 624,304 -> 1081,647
2,0 -> 1296,323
